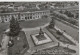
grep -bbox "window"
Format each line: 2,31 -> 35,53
25,17 -> 27,19
5,19 -> 7,21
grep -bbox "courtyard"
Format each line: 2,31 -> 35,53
0,17 -> 50,43
0,2 -> 79,55
0,15 -> 78,55
22,26 -> 78,55
0,16 -> 51,55
0,14 -> 78,55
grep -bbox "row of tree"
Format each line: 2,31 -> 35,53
52,11 -> 78,26
59,10 -> 79,19
64,10 -> 74,17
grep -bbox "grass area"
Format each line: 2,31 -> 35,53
33,46 -> 76,55
46,27 -> 75,45
8,31 -> 29,55
19,18 -> 50,28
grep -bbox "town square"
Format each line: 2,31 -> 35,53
0,2 -> 79,55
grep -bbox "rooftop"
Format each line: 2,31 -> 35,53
0,9 -> 49,15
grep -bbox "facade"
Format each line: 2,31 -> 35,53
0,10 -> 50,23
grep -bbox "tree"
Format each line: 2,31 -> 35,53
68,18 -> 77,25
64,10 -> 74,18
9,16 -> 21,36
49,17 -> 55,28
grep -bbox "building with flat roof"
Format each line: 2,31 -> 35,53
0,9 -> 50,23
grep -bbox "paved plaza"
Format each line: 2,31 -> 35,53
22,26 -> 78,55
0,2 -> 79,55
23,29 -> 58,54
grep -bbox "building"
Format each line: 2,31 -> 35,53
0,10 -> 50,23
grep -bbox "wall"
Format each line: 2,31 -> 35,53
0,10 -> 50,22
